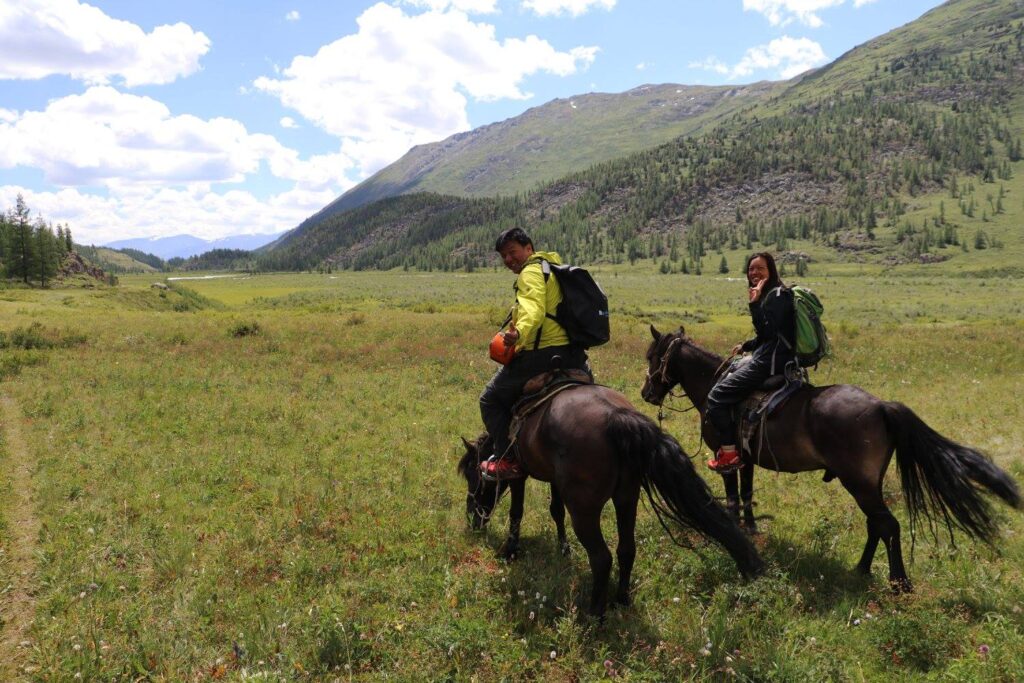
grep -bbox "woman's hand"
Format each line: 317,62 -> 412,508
748,278 -> 768,303
730,343 -> 744,356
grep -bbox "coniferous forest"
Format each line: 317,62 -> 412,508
0,194 -> 75,286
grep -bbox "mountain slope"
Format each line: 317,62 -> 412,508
299,81 -> 781,228
262,0 -> 1024,274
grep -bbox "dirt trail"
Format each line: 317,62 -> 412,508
0,395 -> 40,680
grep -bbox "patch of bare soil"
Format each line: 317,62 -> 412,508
0,396 -> 40,680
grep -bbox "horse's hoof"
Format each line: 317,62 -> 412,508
889,577 -> 913,594
497,545 -> 519,561
559,542 -> 571,557
741,523 -> 759,536
612,594 -> 631,608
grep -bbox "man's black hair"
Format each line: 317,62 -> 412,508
494,227 -> 533,252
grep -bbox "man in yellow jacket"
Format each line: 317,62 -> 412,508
480,228 -> 592,481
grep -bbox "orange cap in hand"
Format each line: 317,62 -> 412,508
489,332 -> 516,365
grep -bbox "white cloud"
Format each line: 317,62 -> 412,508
635,62 -> 647,71
0,184 -> 341,243
692,36 -> 828,80
280,116 -> 299,129
0,0 -> 210,86
522,0 -> 616,17
285,10 -> 301,21
254,2 -> 597,174
742,0 -> 876,27
0,86 -> 354,192
403,0 -> 499,12
688,57 -> 729,75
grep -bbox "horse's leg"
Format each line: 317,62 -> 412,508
722,471 -> 740,526
855,514 -> 882,575
497,479 -> 525,561
568,508 -> 612,618
611,484 -> 640,607
841,477 -> 911,592
739,463 -> 757,534
550,484 -> 570,556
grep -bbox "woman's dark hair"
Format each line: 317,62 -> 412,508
494,227 -> 533,252
744,251 -> 783,290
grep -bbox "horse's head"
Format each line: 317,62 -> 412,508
641,325 -> 686,405
456,434 -> 503,530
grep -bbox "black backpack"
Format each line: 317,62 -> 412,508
540,259 -> 610,348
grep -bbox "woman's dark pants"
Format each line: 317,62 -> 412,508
706,355 -> 774,446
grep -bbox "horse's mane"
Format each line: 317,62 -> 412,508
652,329 -> 724,373
456,449 -> 475,479
678,333 -> 725,368
456,433 -> 489,479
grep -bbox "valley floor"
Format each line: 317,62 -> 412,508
0,267 -> 1022,681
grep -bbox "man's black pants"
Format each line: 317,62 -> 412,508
480,345 -> 590,459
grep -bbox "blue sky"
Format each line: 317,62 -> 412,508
0,0 -> 944,244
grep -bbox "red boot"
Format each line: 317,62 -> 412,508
480,456 -> 525,481
707,447 -> 741,472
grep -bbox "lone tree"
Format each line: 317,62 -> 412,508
718,255 -> 729,274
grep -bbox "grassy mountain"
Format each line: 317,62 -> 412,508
262,0 -> 1024,275
296,81 -> 781,230
76,245 -> 160,274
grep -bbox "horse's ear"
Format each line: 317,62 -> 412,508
678,325 -> 686,336
460,436 -> 473,451
650,324 -> 661,341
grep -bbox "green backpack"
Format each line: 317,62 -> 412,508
782,285 -> 830,368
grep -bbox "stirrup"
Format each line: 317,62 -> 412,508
480,455 -> 524,482
707,448 -> 741,473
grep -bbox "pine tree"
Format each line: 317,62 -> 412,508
718,255 -> 729,274
34,221 -> 59,286
7,194 -> 36,284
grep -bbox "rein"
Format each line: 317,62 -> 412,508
649,335 -> 739,460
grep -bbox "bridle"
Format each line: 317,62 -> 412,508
646,335 -> 696,425
646,333 -> 734,458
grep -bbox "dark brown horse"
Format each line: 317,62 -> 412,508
641,325 -> 1021,591
457,383 -> 764,617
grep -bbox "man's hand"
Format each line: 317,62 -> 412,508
730,343 -> 744,356
502,323 -> 520,346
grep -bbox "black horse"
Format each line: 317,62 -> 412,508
458,382 -> 764,617
642,325 -> 1021,591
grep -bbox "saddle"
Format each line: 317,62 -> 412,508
722,358 -> 807,464
507,359 -> 593,453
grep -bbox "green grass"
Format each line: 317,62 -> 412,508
0,266 -> 1022,680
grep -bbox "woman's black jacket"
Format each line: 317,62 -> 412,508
740,285 -> 796,375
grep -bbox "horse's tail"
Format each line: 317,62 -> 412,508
606,409 -> 764,579
883,401 -> 1021,545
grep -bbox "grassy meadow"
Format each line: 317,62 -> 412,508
0,261 -> 1023,682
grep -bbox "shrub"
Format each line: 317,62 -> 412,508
229,321 -> 262,337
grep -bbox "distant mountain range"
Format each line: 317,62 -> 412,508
104,232 -> 285,260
